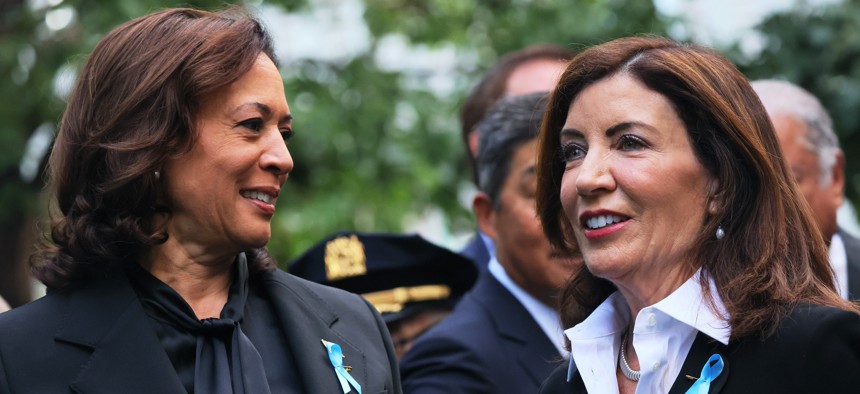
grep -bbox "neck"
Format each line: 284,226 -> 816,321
615,263 -> 696,317
140,238 -> 236,319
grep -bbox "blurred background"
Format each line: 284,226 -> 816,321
1,0 -> 858,305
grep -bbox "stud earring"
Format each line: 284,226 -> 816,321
715,225 -> 725,240
154,171 -> 161,180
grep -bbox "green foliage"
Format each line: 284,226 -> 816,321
730,1 -> 860,212
1,0 -> 668,264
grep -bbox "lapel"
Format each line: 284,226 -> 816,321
259,270 -> 367,394
667,332 -> 730,394
55,269 -> 185,394
473,273 -> 561,385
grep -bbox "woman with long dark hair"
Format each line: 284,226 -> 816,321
536,36 -> 860,393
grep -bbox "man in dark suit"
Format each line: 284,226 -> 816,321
752,79 -> 860,299
400,93 -> 581,393
0,264 -> 401,393
458,44 -> 574,268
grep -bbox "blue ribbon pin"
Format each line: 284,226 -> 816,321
685,354 -> 724,394
322,339 -> 362,394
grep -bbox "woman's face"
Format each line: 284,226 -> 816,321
161,54 -> 293,256
558,73 -> 714,303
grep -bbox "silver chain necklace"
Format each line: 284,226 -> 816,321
618,330 -> 641,381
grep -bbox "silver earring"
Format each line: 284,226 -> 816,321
715,225 -> 725,240
154,171 -> 160,180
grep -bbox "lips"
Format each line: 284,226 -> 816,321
239,187 -> 279,215
579,210 -> 630,239
583,213 -> 629,230
241,190 -> 276,204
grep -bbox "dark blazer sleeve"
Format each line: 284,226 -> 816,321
793,306 -> 860,392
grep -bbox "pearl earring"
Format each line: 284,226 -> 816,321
154,171 -> 161,180
715,225 -> 725,240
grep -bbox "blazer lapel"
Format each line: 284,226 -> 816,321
477,274 -> 562,385
668,332 -> 730,394
55,269 -> 184,394
260,270 -> 367,394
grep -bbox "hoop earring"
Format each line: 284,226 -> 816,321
715,225 -> 725,240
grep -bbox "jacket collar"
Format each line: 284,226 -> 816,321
471,272 -> 562,385
258,269 -> 367,394
54,267 -> 185,394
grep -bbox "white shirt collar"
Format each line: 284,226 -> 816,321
564,269 -> 731,391
830,233 -> 849,299
488,257 -> 566,356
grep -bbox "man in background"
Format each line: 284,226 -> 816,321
752,79 -> 860,299
459,44 -> 574,267
400,93 -> 581,393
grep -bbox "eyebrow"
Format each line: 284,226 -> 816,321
560,121 -> 651,140
234,102 -> 294,124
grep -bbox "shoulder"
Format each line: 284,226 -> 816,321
398,287 -> 512,392
259,268 -> 375,316
745,304 -> 860,392
0,289 -> 71,345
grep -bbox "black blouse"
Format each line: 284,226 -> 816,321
126,254 -> 304,393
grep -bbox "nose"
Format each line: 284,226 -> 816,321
260,130 -> 293,177
574,149 -> 615,196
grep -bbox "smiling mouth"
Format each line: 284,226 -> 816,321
241,190 -> 276,204
584,214 -> 629,230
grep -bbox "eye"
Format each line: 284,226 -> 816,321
618,135 -> 646,151
239,118 -> 263,132
280,128 -> 294,142
559,143 -> 586,163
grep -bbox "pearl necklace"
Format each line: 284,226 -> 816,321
618,331 -> 641,381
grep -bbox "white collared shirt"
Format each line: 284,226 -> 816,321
830,233 -> 849,299
488,257 -> 567,356
565,270 -> 731,394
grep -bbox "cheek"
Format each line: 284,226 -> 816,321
559,172 -> 578,220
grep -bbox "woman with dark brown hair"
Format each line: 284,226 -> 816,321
535,36 -> 860,393
0,8 -> 401,394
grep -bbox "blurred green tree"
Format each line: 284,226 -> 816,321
1,0 -> 668,304
731,1 -> 860,212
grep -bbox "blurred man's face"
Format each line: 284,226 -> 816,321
772,112 -> 844,241
467,59 -> 568,158
504,58 -> 567,96
482,140 -> 581,307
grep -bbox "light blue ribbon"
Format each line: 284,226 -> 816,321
685,354 -> 724,394
322,339 -> 362,394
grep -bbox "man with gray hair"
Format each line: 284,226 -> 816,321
400,92 -> 580,393
752,79 -> 860,299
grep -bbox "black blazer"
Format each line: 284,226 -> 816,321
539,304 -> 860,393
0,267 -> 402,394
399,271 -> 561,393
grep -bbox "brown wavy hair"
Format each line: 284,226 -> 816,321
32,7 -> 278,290
535,36 -> 858,340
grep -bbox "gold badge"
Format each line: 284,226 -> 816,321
325,235 -> 367,281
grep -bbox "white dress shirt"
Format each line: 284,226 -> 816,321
565,269 -> 731,394
829,233 -> 849,299
488,257 -> 567,356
